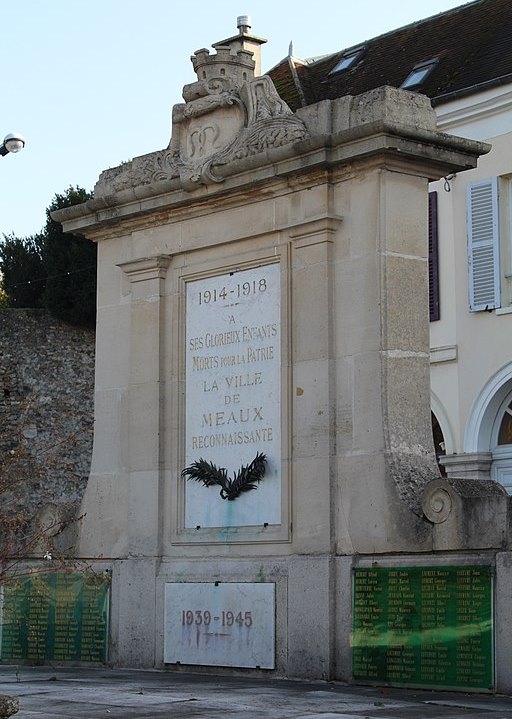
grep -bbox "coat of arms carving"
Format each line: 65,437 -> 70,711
95,22 -> 308,196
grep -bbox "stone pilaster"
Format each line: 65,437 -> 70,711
118,256 -> 172,557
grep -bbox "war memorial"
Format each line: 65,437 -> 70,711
3,18 -> 512,694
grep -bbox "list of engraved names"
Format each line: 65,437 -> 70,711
352,566 -> 493,691
0,573 -> 109,664
185,264 -> 281,528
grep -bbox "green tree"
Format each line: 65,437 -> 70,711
0,186 -> 95,325
42,186 -> 96,328
0,234 -> 46,308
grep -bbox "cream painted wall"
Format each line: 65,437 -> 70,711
431,86 -> 512,470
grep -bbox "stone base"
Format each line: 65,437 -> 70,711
440,452 -> 492,480
103,549 -> 512,692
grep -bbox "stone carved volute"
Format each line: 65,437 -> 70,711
95,23 -> 308,197
422,480 -> 453,524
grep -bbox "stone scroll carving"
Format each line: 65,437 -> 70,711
422,480 -> 453,523
95,74 -> 308,197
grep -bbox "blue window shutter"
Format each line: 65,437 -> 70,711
467,178 -> 500,312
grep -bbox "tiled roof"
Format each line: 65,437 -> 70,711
268,0 -> 512,111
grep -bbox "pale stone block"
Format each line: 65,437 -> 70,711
337,452 -> 431,553
291,242 -> 331,363
381,173 -> 429,258
181,199 -> 276,251
129,300 -> 163,385
334,356 -> 354,452
331,87 -> 437,134
384,355 -> 439,512
127,382 -> 160,471
287,556 -> 332,679
292,359 -> 331,459
296,183 -> 331,220
334,556 -> 354,682
334,257 -> 381,356
295,100 -> 333,137
274,186 -> 333,231
495,552 -> 512,694
89,389 -> 124,474
112,558 -> 158,667
94,304 -> 131,390
384,355 -> 434,451
96,264 -> 123,312
350,351 -> 385,454
422,477 -> 508,550
340,175 -> 380,260
96,235 -> 132,308
78,471 -> 129,558
131,223 -> 182,257
292,455 -> 332,554
127,470 -> 161,555
383,255 -> 430,353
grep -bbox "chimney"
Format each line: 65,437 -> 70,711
212,17 -> 267,77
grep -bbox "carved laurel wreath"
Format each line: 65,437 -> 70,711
182,452 -> 267,501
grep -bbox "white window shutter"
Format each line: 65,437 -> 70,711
467,178 -> 500,311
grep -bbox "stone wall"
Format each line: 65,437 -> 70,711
0,309 -> 94,542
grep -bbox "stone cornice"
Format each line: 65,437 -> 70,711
56,131 -> 486,240
53,88 -> 489,240
435,81 -> 512,130
288,215 -> 342,244
118,255 -> 172,283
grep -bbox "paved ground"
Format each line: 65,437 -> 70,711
1,666 -> 512,719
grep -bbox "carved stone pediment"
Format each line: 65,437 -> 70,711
153,74 -> 308,191
95,32 -> 308,197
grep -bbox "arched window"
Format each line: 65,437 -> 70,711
431,411 -> 446,476
491,391 -> 512,493
497,399 -> 512,445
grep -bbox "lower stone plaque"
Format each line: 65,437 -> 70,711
164,582 -> 275,668
352,565 -> 493,691
0,572 -> 110,664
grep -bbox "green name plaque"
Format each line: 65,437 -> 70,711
352,565 -> 493,691
0,572 -> 110,664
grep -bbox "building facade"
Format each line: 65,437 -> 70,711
431,86 -> 512,491
267,0 -> 512,496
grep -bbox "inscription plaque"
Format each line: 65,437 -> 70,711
352,565 -> 493,691
0,573 -> 110,664
164,582 -> 275,668
185,264 -> 281,528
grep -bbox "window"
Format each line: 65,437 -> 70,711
431,411 -> 446,475
466,177 -> 512,312
491,390 -> 512,493
428,191 -> 440,321
329,47 -> 364,75
497,399 -> 512,445
401,59 -> 438,90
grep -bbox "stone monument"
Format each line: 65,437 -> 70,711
54,18 -> 511,690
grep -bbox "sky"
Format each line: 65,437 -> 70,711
1,0 -> 468,238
